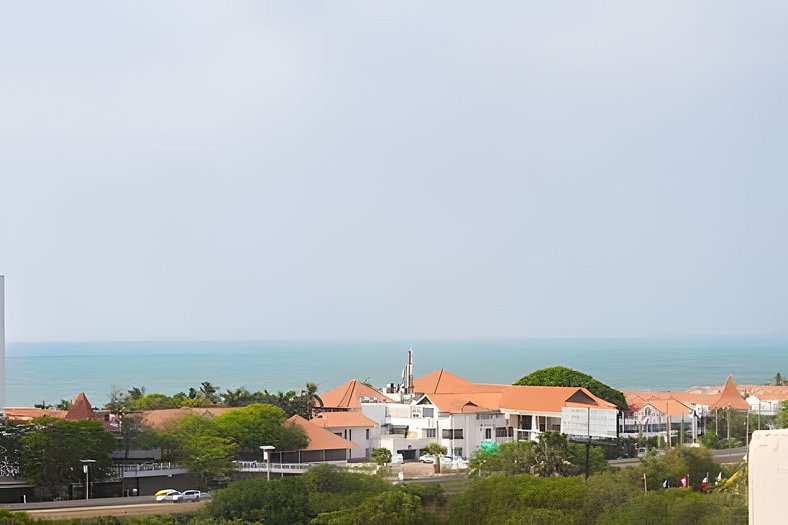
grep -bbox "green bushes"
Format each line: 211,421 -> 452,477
449,474 -> 586,524
205,464 -> 426,525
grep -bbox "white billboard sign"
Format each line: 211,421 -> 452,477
560,407 -> 618,439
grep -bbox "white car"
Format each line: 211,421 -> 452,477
390,453 -> 404,464
419,454 -> 435,463
173,490 -> 201,502
155,489 -> 180,502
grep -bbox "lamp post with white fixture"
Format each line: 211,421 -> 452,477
80,459 -> 96,500
259,445 -> 275,481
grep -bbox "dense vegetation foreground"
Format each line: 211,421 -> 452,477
1,447 -> 747,525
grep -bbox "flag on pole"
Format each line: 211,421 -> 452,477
662,478 -> 670,489
716,472 -> 723,485
700,474 -> 709,491
680,475 -> 689,488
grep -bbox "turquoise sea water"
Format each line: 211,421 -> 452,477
5,337 -> 787,407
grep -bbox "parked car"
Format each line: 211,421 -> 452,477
390,453 -> 404,464
173,490 -> 201,502
155,489 -> 180,502
419,454 -> 435,463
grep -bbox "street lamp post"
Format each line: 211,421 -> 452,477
259,446 -> 275,482
80,459 -> 96,500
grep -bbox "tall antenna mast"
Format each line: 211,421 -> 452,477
407,347 -> 414,395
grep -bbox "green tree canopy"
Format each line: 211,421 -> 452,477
19,417 -> 116,488
371,448 -> 392,466
214,404 -> 308,450
514,366 -> 628,410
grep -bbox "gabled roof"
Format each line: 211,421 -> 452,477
312,411 -> 378,428
739,385 -> 788,402
709,375 -> 749,410
414,369 -> 482,394
65,393 -> 96,420
319,380 -> 394,409
637,398 -> 693,416
286,415 -> 357,450
624,390 -> 718,407
412,370 -> 617,414
499,386 -> 616,413
419,393 -> 502,413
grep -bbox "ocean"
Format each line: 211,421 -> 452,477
5,337 -> 787,408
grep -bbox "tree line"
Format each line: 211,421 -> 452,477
0,447 -> 748,524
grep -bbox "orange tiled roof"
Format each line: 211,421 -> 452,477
414,369 -> 483,394
286,415 -> 357,451
3,407 -> 67,422
319,380 -> 394,409
413,370 -> 617,414
65,392 -> 96,420
624,390 -> 717,407
624,375 -> 749,412
419,393 -> 502,413
709,375 -> 749,410
739,385 -> 788,402
312,411 -> 378,428
638,398 -> 693,416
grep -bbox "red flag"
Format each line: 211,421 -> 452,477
680,475 -> 689,488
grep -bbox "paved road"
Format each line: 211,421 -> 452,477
608,446 -> 748,468
24,501 -> 205,520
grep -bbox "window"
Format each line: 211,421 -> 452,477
366,428 -> 370,439
453,447 -> 463,457
425,428 -> 437,438
484,428 -> 492,440
422,407 -> 434,418
495,427 -> 508,438
442,429 -> 463,439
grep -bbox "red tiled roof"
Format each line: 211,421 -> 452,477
3,408 -> 67,422
709,375 -> 749,410
312,412 -> 378,428
625,375 -> 749,412
739,385 -> 788,402
286,415 -> 357,451
319,380 -> 394,409
638,398 -> 693,416
65,393 -> 96,421
413,370 -> 617,414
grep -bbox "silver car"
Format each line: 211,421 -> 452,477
173,489 -> 201,502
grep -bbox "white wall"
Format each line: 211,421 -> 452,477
750,429 -> 788,524
324,425 -> 378,460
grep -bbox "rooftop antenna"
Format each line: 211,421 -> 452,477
407,348 -> 414,395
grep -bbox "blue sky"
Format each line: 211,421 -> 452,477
1,2 -> 787,341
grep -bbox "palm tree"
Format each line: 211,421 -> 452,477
199,382 -> 221,403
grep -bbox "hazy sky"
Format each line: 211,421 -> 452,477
1,2 -> 787,342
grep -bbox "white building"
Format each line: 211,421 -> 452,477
318,370 -> 619,460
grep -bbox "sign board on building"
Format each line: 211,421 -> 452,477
560,407 -> 618,439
